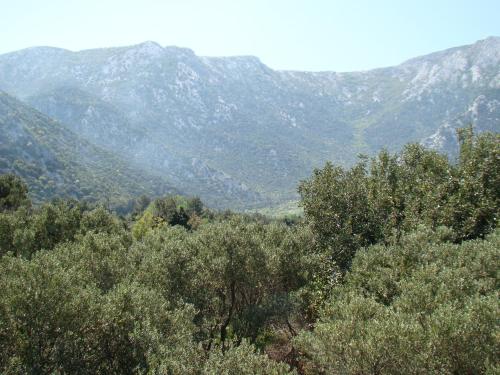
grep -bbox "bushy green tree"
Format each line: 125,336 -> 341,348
0,220 -> 313,373
131,219 -> 321,348
0,198 -> 127,258
298,161 -> 376,269
295,228 -> 500,374
132,194 -> 151,217
0,174 -> 29,212
153,196 -> 191,228
186,196 -> 204,217
445,128 -> 500,240
299,130 -> 499,270
132,196 -> 209,239
203,340 -> 294,375
0,231 -> 202,374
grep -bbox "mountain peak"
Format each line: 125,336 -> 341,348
484,35 -> 500,42
134,41 -> 162,49
475,35 -> 500,52
128,41 -> 164,57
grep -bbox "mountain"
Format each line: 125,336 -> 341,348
0,90 -> 178,209
0,37 -> 498,208
422,93 -> 500,155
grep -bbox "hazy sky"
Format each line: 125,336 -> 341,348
2,0 -> 499,71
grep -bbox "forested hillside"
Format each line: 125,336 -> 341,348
0,90 -> 177,211
0,130 -> 498,374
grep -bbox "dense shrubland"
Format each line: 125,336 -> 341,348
295,227 -> 499,374
299,128 -> 499,268
0,129 -> 498,374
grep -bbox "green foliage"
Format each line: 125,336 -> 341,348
0,174 -> 29,212
448,128 -> 500,239
153,196 -> 191,228
0,239 -> 201,374
131,194 -> 151,218
0,91 -> 177,212
131,210 -> 157,240
295,228 -> 500,374
186,196 -> 204,217
0,184 -> 319,372
0,125 -> 498,375
299,160 -> 377,268
131,219 -> 321,347
203,340 -> 294,374
299,130 -> 500,269
0,199 -> 126,258
132,195 -> 211,239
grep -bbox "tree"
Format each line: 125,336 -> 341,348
131,219 -> 321,350
0,174 -> 29,212
298,161 -> 377,269
446,128 -> 500,240
186,196 -> 204,217
299,130 -> 500,270
295,227 -> 499,374
203,339 -> 294,375
132,194 -> 151,217
153,197 -> 191,229
0,232 -> 202,374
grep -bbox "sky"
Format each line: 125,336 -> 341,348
2,0 -> 499,72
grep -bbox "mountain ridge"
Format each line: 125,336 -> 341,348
6,36 -> 499,73
0,37 -> 498,208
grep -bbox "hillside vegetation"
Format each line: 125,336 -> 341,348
0,91 -> 177,212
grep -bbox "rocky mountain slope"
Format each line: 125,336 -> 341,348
0,90 -> 177,209
0,37 -> 498,208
